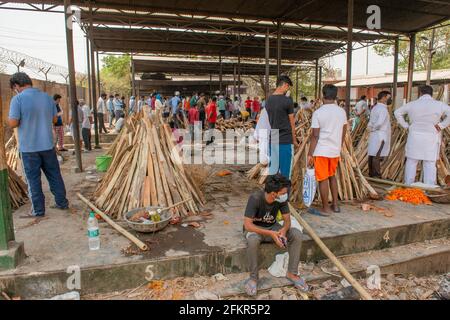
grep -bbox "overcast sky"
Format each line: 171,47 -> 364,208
0,8 -> 394,83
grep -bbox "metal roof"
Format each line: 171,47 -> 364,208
12,0 -> 450,33
91,26 -> 343,60
132,58 -> 298,76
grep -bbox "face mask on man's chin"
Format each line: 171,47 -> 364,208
285,90 -> 291,97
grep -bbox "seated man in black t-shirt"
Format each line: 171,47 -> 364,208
243,174 -> 308,296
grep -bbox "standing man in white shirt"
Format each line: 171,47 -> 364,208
367,91 -> 392,178
394,85 -> 450,186
352,95 -> 368,130
97,93 -> 108,134
80,99 -> 93,152
307,84 -> 348,217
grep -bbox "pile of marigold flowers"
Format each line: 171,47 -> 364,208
385,188 -> 432,205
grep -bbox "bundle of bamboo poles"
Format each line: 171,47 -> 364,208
353,123 -> 450,186
247,128 -> 378,205
8,166 -> 28,209
5,135 -> 20,171
94,109 -> 205,220
215,118 -> 254,132
4,135 -> 28,209
351,116 -> 369,148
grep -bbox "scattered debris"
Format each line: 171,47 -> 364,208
194,289 -> 219,300
212,273 -> 228,282
50,291 -> 80,300
216,170 -> 232,177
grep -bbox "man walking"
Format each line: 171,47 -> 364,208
394,85 -> 450,186
80,99 -> 92,151
97,93 -> 108,134
53,94 -> 67,152
128,96 -> 136,115
243,174 -> 308,296
307,84 -> 347,217
205,97 -> 218,146
113,94 -> 123,122
368,91 -> 392,178
8,72 -> 69,218
107,95 -> 114,128
265,75 -> 298,179
352,95 -> 368,130
188,103 -> 199,139
217,95 -> 226,119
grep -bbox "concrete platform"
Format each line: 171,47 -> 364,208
0,150 -> 449,298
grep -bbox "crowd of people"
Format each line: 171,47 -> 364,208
6,71 -> 450,298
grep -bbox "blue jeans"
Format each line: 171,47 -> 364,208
268,143 -> 294,179
21,148 -> 69,216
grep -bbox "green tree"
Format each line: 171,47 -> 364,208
374,26 -> 450,72
100,55 -> 131,95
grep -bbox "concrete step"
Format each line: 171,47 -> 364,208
0,237 -> 448,299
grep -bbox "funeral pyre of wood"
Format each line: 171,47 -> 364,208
5,135 -> 28,209
215,118 -> 255,132
94,110 -> 205,220
353,118 -> 450,186
247,110 -> 378,205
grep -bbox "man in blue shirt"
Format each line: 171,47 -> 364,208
170,91 -> 182,128
8,72 -> 69,218
107,95 -> 114,129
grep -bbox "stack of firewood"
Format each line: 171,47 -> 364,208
247,126 -> 378,205
94,109 -> 205,220
353,123 -> 450,186
4,135 -> 28,209
215,118 -> 254,132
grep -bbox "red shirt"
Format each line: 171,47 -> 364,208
188,108 -> 199,124
206,103 -> 217,124
245,99 -> 253,109
252,100 -> 261,113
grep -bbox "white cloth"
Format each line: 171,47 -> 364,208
311,104 -> 348,158
155,99 -> 163,110
300,102 -> 311,110
81,105 -> 92,129
97,98 -> 107,114
368,103 -> 391,157
115,117 -> 125,133
354,100 -> 368,116
405,158 -> 437,186
253,108 -> 271,165
394,94 -> 450,161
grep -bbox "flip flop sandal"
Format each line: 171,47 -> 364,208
308,207 -> 331,217
331,205 -> 341,213
287,275 -> 309,293
244,278 -> 258,297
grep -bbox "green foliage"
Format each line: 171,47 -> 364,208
100,55 -> 131,94
374,26 -> 450,72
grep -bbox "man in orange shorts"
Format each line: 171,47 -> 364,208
307,84 -> 348,217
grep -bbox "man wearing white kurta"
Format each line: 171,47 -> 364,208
368,91 -> 392,178
394,85 -> 450,186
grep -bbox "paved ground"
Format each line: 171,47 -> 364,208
1,143 -> 449,278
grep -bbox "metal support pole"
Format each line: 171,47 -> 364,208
393,37 -> 399,108
277,21 -> 282,77
89,3 -> 100,148
131,57 -> 136,97
233,64 -> 237,99
85,36 -> 92,105
238,40 -> 241,99
426,29 -> 436,86
265,28 -> 270,99
319,66 -> 323,96
96,51 -> 101,95
407,33 -> 416,102
314,59 -> 319,99
345,0 -> 354,118
65,0 -> 82,172
209,74 -> 212,93
295,68 -> 299,103
219,54 -> 223,93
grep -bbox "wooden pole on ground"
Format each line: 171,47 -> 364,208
77,193 -> 148,251
288,204 -> 373,300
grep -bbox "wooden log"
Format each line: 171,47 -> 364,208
288,203 -> 373,300
77,193 -> 148,251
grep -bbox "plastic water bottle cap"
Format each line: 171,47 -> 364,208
89,212 -> 95,218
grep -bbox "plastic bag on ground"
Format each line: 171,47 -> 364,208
303,168 -> 317,207
268,252 -> 289,278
